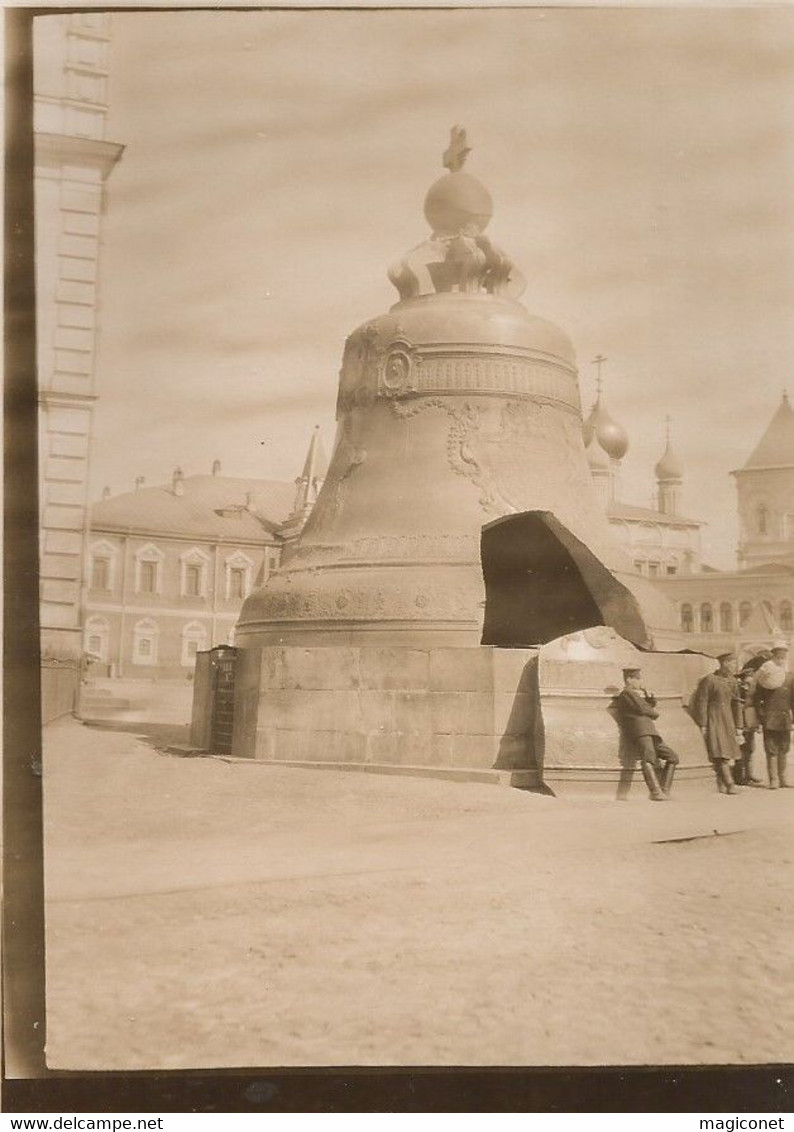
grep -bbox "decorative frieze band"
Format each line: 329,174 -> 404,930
338,337 -> 580,414
411,354 -> 578,408
285,532 -> 480,567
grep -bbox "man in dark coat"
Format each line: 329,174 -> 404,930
614,667 -> 679,801
753,643 -> 794,789
689,652 -> 744,795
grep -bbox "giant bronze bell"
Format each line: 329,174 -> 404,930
237,129 -> 676,652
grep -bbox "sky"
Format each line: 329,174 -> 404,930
42,7 -> 794,567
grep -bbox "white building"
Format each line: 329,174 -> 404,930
34,13 -> 124,718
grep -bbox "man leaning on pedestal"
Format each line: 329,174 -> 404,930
614,667 -> 679,801
753,642 -> 794,790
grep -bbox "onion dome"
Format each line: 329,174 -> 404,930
582,398 -> 629,461
654,440 -> 683,482
585,432 -> 610,471
654,417 -> 683,481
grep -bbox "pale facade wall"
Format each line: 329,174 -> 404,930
84,530 -> 282,679
655,571 -> 794,658
35,12 -> 123,664
608,516 -> 701,578
735,466 -> 794,570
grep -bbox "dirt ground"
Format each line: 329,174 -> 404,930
43,717 -> 794,1070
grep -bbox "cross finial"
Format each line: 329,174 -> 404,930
665,414 -> 672,444
591,354 -> 607,398
442,126 -> 471,173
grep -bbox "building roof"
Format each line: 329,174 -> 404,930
90,475 -> 295,541
607,501 -> 702,528
740,392 -> 794,471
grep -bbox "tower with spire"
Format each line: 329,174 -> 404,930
279,426 -> 329,543
732,391 -> 794,570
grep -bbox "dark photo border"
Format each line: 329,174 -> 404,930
4,5 -> 793,1113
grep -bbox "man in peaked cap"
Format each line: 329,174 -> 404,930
689,651 -> 744,795
753,641 -> 794,789
614,667 -> 679,801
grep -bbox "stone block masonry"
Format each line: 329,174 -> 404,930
230,640 -> 715,798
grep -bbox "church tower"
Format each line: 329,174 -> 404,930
733,393 -> 794,570
655,417 -> 683,517
582,356 -> 629,504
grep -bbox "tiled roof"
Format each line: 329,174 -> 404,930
607,501 -> 702,527
90,475 -> 295,541
741,393 -> 794,470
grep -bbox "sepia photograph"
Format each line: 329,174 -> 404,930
16,0 -> 794,1089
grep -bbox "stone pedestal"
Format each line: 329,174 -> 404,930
537,629 -> 714,796
231,631 -> 715,799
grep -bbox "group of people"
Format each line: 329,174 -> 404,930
614,643 -> 794,801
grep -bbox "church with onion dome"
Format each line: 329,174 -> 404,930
580,368 -> 793,659
581,365 -> 704,579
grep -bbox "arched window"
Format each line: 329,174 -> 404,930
739,601 -> 753,627
134,543 -> 164,595
781,601 -> 793,632
700,603 -> 713,633
719,602 -> 733,633
181,621 -> 208,666
132,618 -> 159,665
757,504 -> 768,535
681,604 -> 694,633
83,615 -> 109,661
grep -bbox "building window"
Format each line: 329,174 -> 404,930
91,557 -> 110,590
633,561 -> 645,575
140,561 -> 157,593
781,602 -> 793,633
757,504 -> 768,535
185,564 -> 202,597
648,562 -> 660,578
666,565 -> 677,576
681,604 -> 694,633
179,548 -> 210,599
224,551 -> 253,600
89,539 -> 116,590
181,621 -> 208,667
134,544 -> 164,595
739,601 -> 752,627
700,603 -> 713,633
230,567 -> 246,599
132,618 -> 159,666
719,603 -> 733,633
83,615 -> 109,661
